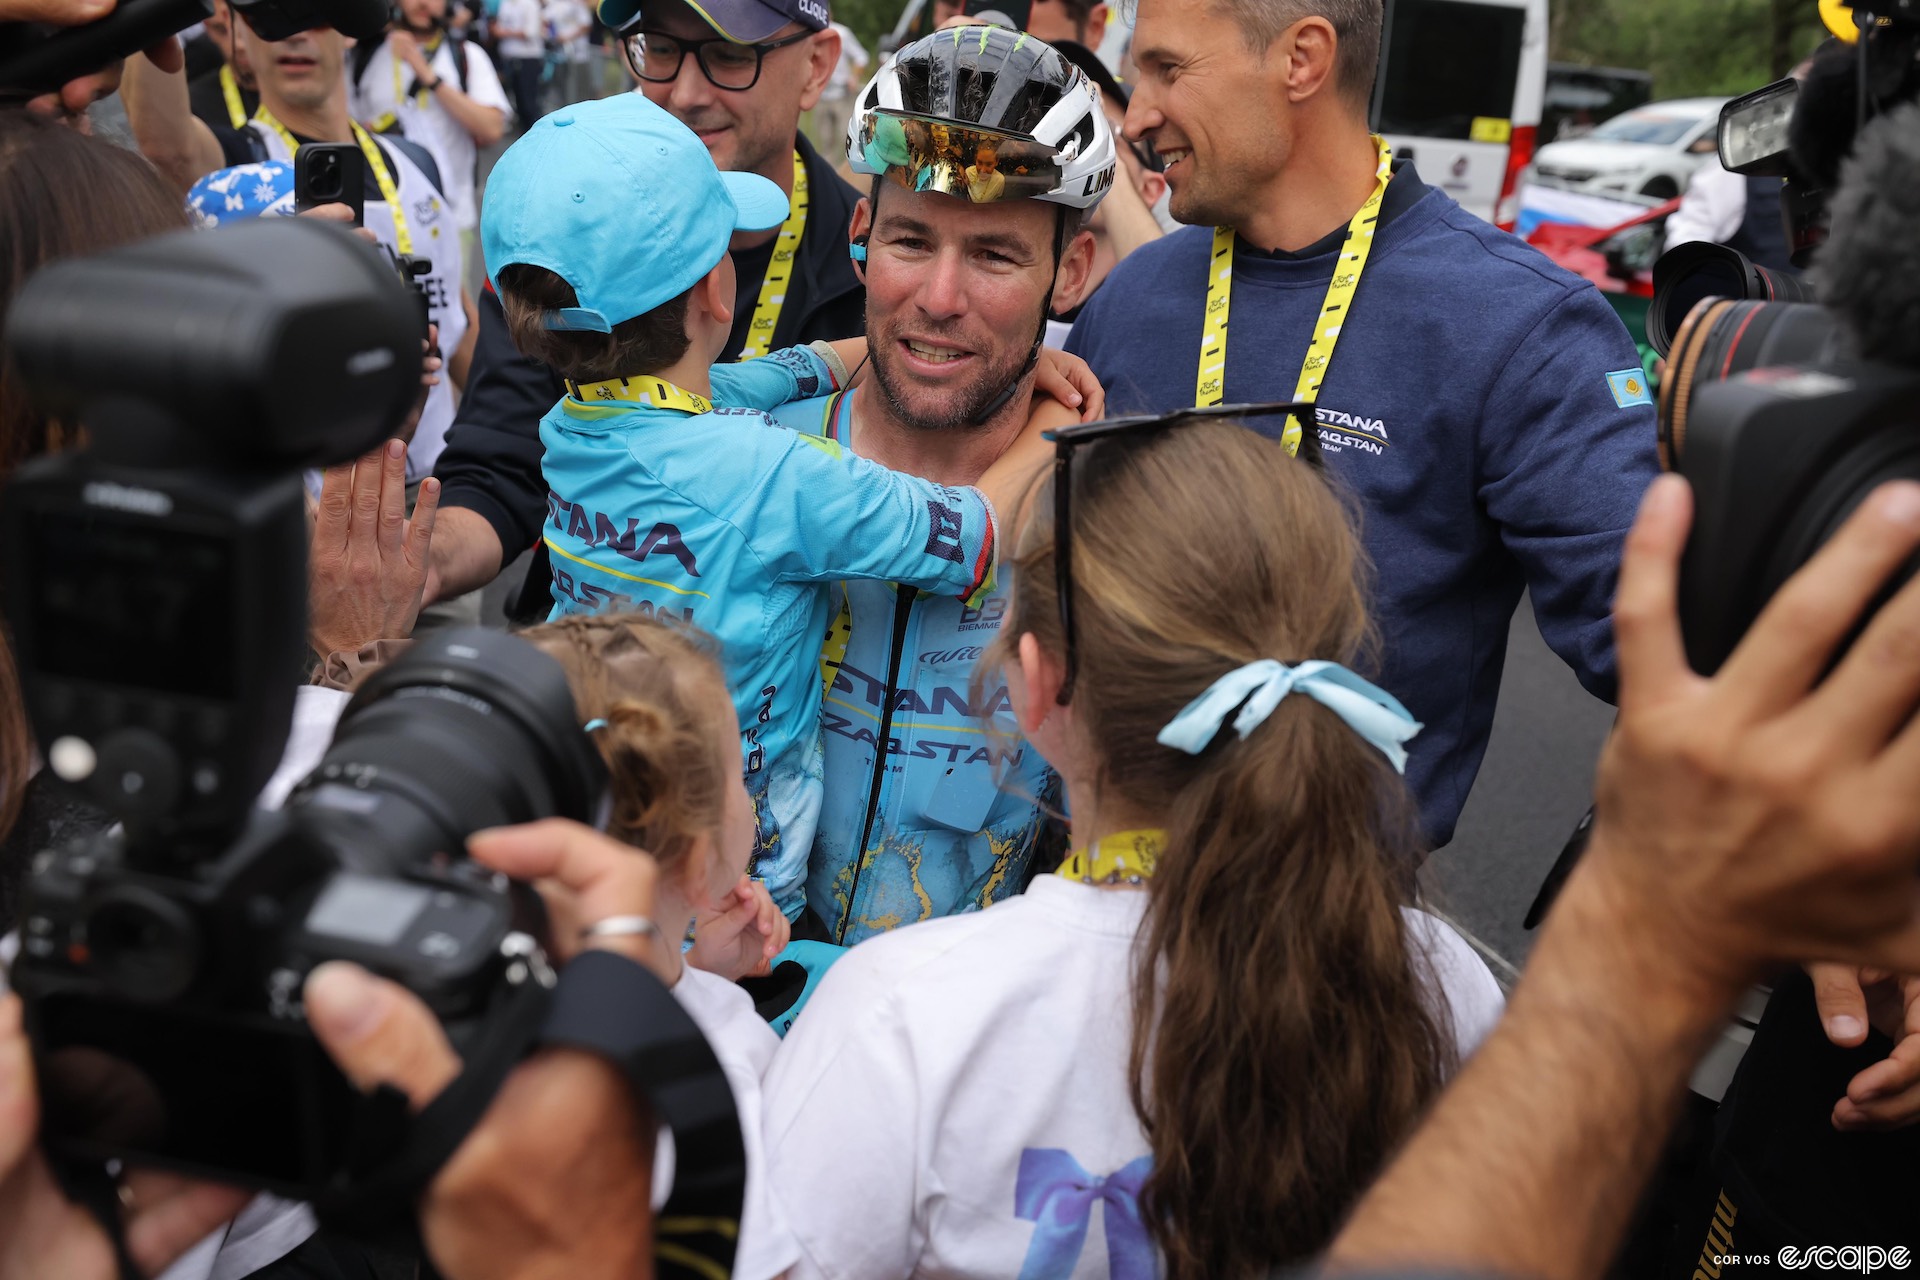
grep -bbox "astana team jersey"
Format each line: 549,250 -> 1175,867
238,120 -> 466,483
540,350 -> 999,919
771,389 -> 1057,945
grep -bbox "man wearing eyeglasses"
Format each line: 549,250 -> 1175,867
422,0 -> 865,611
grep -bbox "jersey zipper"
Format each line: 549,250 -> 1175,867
837,584 -> 918,944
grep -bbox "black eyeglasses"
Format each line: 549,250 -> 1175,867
620,27 -> 815,91
1048,402 -> 1323,704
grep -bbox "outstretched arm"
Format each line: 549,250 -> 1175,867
1333,476 -> 1920,1280
120,44 -> 226,196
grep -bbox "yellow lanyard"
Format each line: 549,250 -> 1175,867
1057,829 -> 1166,886
392,35 -> 443,110
564,374 -> 713,416
255,110 -> 414,255
367,36 -> 441,133
219,64 -> 246,129
738,150 -> 809,360
1196,134 -> 1393,455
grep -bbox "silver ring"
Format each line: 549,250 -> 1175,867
578,915 -> 661,943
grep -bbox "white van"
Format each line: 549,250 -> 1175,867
1369,0 -> 1550,230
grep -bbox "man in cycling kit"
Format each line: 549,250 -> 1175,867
772,29 -> 1114,949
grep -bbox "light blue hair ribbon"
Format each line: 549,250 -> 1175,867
583,718 -> 608,732
1156,659 -> 1423,773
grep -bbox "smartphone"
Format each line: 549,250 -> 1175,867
294,142 -> 365,227
961,0 -> 1032,29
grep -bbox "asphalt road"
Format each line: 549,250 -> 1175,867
1421,597 -> 1617,981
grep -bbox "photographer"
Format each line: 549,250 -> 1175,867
0,212 -> 707,1280
1323,472 -> 1920,1280
1326,77 -> 1920,1279
0,820 -> 668,1280
121,28 -> 475,486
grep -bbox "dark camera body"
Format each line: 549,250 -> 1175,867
1654,7 -> 1920,673
1675,364 -> 1920,674
9,625 -> 601,1195
18,813 -> 543,1193
0,219 -> 603,1199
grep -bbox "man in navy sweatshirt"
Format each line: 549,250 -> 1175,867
1065,0 -> 1660,848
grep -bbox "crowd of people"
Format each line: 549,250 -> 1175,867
2,0 -> 1920,1277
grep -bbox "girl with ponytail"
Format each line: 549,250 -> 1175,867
761,417 -> 1505,1280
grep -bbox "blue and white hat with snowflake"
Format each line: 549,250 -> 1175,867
186,161 -> 297,229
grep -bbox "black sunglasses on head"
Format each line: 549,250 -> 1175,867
1046,402 -> 1323,704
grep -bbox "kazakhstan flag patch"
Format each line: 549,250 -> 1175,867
1606,368 -> 1653,408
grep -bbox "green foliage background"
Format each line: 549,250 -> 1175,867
832,0 -> 911,61
1549,0 -> 1826,96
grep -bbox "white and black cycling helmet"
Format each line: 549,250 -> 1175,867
847,26 -> 1118,212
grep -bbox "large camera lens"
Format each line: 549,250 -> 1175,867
1647,242 -> 1814,358
1657,298 -> 1845,467
288,628 -> 606,870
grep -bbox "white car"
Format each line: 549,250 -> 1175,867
1528,97 -> 1728,201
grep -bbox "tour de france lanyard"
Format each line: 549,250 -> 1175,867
1058,829 -> 1166,886
563,373 -> 713,415
737,150 -> 809,360
253,109 -> 414,256
391,33 -> 445,112
219,63 -> 246,129
1195,134 -> 1393,455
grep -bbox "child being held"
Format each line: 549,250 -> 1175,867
482,94 -> 1071,930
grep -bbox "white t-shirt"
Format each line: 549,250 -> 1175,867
661,965 -> 801,1280
494,0 -> 546,60
1664,160 -> 1746,254
239,121 -> 466,481
349,35 -> 512,233
542,0 -> 593,62
761,875 -> 1505,1280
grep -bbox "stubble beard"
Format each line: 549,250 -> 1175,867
867,327 -> 1033,432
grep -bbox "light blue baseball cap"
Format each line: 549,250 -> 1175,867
480,94 -> 789,333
